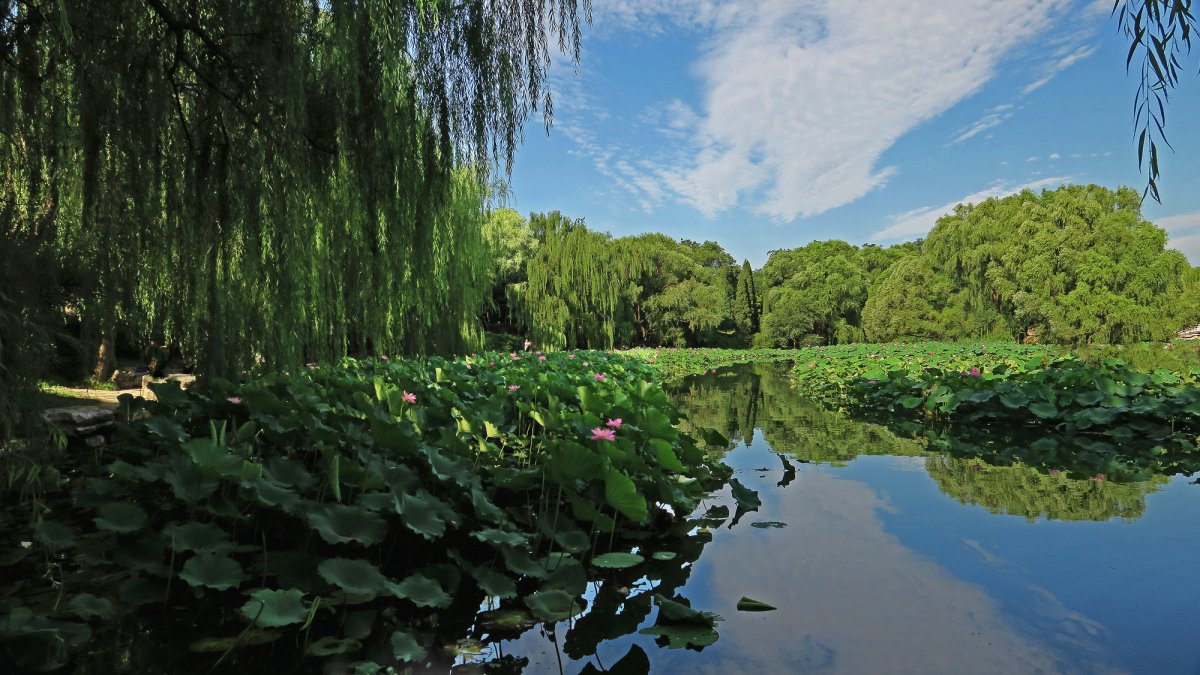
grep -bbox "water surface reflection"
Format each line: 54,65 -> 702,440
478,362 -> 1200,674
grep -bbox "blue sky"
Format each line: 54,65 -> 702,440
504,0 -> 1200,267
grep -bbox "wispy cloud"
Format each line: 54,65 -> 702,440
593,0 -> 1078,220
952,104 -> 1016,144
1023,44 -> 1098,95
869,176 -> 1072,242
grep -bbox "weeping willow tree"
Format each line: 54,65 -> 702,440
0,0 -> 588,382
520,212 -> 638,349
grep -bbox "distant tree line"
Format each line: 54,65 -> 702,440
486,185 -> 1200,349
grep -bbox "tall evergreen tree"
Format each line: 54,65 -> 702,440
732,259 -> 759,338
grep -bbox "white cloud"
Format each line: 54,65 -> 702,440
581,0 -> 1076,221
1048,152 -> 1061,160
1170,231 -> 1200,265
1154,211 -> 1200,264
869,176 -> 1072,242
1154,211 -> 1200,233
1022,44 -> 1098,95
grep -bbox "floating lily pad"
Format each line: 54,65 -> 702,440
750,521 -> 787,529
652,551 -> 678,561
640,624 -> 719,649
477,608 -> 537,632
736,597 -> 777,612
591,552 -> 644,569
524,589 -> 582,622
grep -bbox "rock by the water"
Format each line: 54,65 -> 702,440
45,406 -> 116,448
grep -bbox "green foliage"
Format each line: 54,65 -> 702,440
862,257 -> 955,342
731,260 -> 760,339
790,341 -> 1052,404
0,351 -> 737,669
522,221 -> 739,349
926,454 -> 1168,522
757,240 -> 916,347
1,0 -> 590,379
789,341 -> 1200,481
624,347 -> 797,380
1113,0 -> 1200,201
922,185 -> 1193,344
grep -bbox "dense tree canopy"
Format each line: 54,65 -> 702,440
1,0 -> 589,384
490,184 -> 1197,352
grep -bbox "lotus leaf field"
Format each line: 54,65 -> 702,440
3,341 -> 1199,671
0,351 -> 739,671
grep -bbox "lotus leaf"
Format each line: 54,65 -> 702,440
471,566 -> 518,599
389,573 -> 451,608
166,521 -> 234,554
240,588 -> 310,628
305,503 -> 387,545
179,552 -> 247,591
604,467 -> 648,523
93,501 -> 149,534
524,589 -> 581,622
66,594 -> 117,621
390,630 -> 427,663
317,558 -> 390,600
591,552 -> 644,569
34,520 -> 77,548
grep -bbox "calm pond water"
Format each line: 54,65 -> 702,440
476,361 -> 1200,675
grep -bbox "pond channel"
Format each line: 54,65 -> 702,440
471,361 -> 1200,674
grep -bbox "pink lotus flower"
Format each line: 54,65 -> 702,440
590,427 -> 616,442
380,355 -> 388,361
490,361 -> 495,366
507,385 -> 520,391
466,364 -> 472,369
1092,473 -> 1106,481
606,418 -> 623,429
402,391 -> 416,404
227,396 -> 243,405
510,352 -> 520,361
593,373 -> 606,382
539,355 -> 547,361
568,354 -> 576,359
967,367 -> 981,377
1049,469 -> 1061,477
